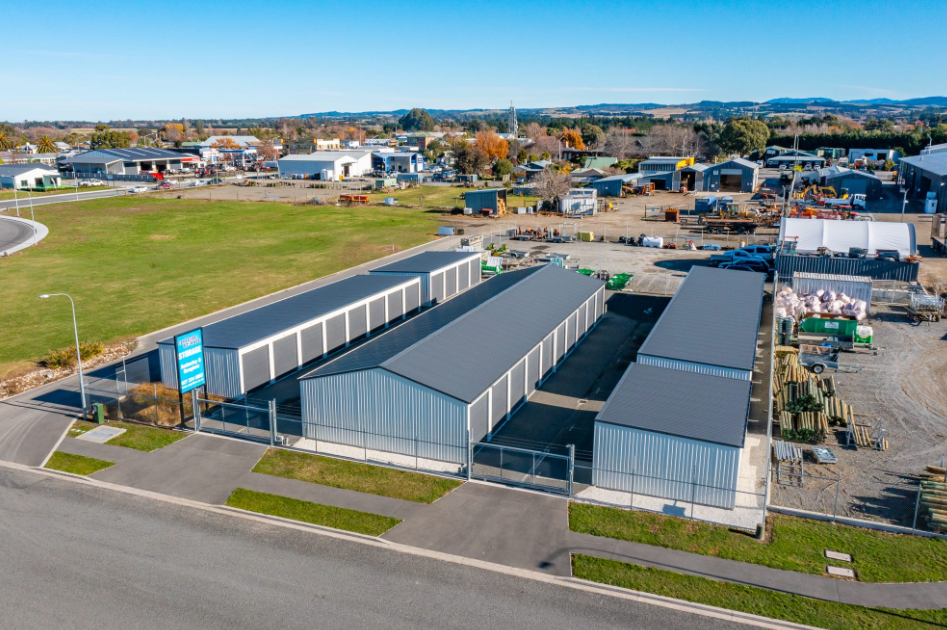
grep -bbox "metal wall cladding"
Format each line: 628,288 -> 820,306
301,368 -> 468,464
348,305 -> 368,340
405,283 -> 421,312
325,314 -> 347,353
272,334 -> 298,378
205,347 -> 242,398
369,297 -> 386,331
790,273 -> 873,305
556,323 -> 567,359
541,333 -> 554,377
458,261 -> 470,292
527,347 -> 540,396
776,255 -> 919,282
430,271 -> 445,304
637,355 -> 752,382
300,323 -> 324,364
491,375 -> 509,428
470,394 -> 489,442
445,265 -> 458,298
159,344 -> 179,389
387,290 -> 404,320
241,346 -> 271,391
592,422 -> 741,509
510,359 -> 526,407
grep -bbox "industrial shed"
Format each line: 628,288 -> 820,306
699,158 -> 760,193
592,364 -> 752,509
277,152 -> 373,179
822,168 -> 883,200
158,275 -> 421,398
898,153 -> 947,215
462,188 -> 507,215
299,265 -> 606,466
369,250 -> 482,307
637,266 -> 764,381
590,173 -> 642,197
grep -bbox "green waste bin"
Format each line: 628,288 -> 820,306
92,402 -> 105,424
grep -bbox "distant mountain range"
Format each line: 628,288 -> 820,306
766,96 -> 947,106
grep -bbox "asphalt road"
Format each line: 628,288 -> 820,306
0,215 -> 33,252
0,187 -> 129,212
0,467 -> 743,630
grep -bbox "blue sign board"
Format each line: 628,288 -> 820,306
174,328 -> 206,394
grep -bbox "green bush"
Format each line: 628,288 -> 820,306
43,341 -> 104,369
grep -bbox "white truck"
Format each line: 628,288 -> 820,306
823,194 -> 866,209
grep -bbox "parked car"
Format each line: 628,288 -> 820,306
737,244 -> 775,259
79,179 -> 105,187
128,185 -> 149,193
719,261 -> 774,278
158,182 -> 173,190
778,164 -> 788,171
804,164 -> 813,171
701,243 -> 721,251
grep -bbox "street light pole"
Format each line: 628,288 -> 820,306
901,188 -> 908,223
38,293 -> 87,418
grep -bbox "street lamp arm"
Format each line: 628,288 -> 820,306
37,292 -> 86,416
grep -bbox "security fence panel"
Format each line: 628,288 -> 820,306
272,334 -> 299,378
325,313 -> 346,353
471,442 -> 571,494
300,323 -> 324,364
241,346 -> 271,391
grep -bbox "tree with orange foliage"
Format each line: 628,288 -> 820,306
475,130 -> 509,160
561,128 -> 585,150
211,137 -> 241,150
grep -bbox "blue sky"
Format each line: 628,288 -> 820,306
5,0 -> 945,121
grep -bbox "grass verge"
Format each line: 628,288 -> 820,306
225,488 -> 400,536
252,448 -> 462,504
69,419 -> 187,452
569,503 -> 947,583
0,197 -> 435,377
45,451 -> 114,475
0,186 -> 117,201
572,555 -> 947,630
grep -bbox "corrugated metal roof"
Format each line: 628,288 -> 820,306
596,363 -> 750,448
370,251 -> 480,274
721,157 -> 760,170
157,275 -> 417,350
305,265 -> 603,403
894,153 -> 947,177
0,164 -> 57,176
594,173 -> 641,183
302,267 -> 543,379
638,266 -> 764,372
278,152 -> 364,163
62,148 -> 184,164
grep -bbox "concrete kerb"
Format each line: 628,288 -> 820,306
1,459 -> 812,630
0,214 -> 49,255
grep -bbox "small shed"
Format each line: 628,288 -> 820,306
590,173 -> 641,197
397,172 -> 423,184
369,250 -> 483,306
463,188 -> 508,215
374,177 -> 397,189
699,158 -> 760,193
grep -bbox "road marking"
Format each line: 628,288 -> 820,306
1,459 -> 814,629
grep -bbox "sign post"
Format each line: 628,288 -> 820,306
174,328 -> 206,428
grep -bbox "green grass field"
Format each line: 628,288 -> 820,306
0,197 -> 436,377
252,448 -> 462,503
573,555 -> 947,630
69,419 -> 188,451
225,488 -> 400,536
365,185 -> 539,210
569,504 -> 947,583
45,451 -> 115,475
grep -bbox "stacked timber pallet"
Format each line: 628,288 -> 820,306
919,466 -> 947,532
773,351 -> 854,445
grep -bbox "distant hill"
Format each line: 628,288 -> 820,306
766,97 -> 838,105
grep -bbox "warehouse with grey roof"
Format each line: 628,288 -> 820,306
369,250 -> 482,307
592,267 -> 764,509
299,264 -> 606,468
158,274 -> 421,398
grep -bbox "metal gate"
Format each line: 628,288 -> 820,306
469,442 -> 574,495
196,398 -> 271,441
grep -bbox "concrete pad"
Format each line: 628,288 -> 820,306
825,550 -> 852,562
91,434 -> 267,504
75,426 -> 126,444
382,482 -> 573,576
57,437 -> 147,464
826,566 -> 856,578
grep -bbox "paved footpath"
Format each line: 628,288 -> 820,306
43,430 -> 947,611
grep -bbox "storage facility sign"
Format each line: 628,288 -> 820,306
174,328 -> 206,394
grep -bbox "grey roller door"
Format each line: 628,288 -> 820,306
348,305 -> 367,340
430,272 -> 445,304
470,395 -> 489,443
387,290 -> 403,320
445,266 -> 457,298
598,289 -> 605,320
491,375 -> 508,428
369,297 -> 386,331
470,262 -> 481,285
458,261 -> 470,291
241,346 -> 270,391
272,334 -> 298,377
300,323 -> 324,363
556,323 -> 566,359
527,348 -> 540,396
579,303 -> 588,334
325,314 -> 346,353
541,334 -> 554,377
566,314 -> 576,349
405,283 -> 420,312
510,360 -> 526,407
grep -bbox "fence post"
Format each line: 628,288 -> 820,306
912,480 -> 923,531
192,389 -> 201,433
833,469 -> 841,521
568,444 -> 575,498
153,383 -> 159,426
269,399 -> 277,447
467,442 -> 473,481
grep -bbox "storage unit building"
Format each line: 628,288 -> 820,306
593,363 -> 751,509
697,158 -> 760,193
462,188 -> 508,215
637,266 -> 765,381
299,264 -> 606,465
370,250 -> 482,307
158,275 -> 421,398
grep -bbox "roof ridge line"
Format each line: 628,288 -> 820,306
381,265 -> 549,369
